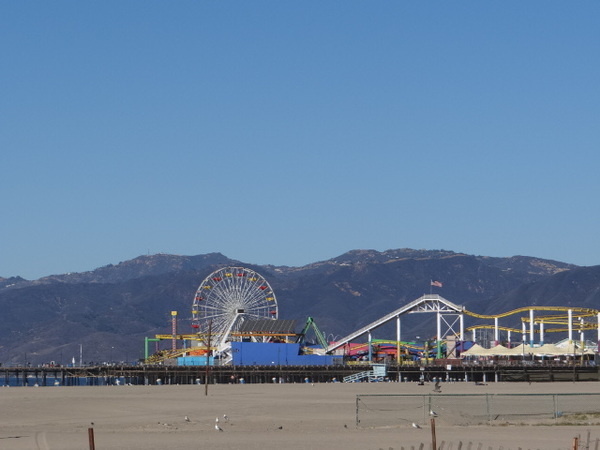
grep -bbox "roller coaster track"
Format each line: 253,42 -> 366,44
464,324 -> 592,334
463,306 -> 598,320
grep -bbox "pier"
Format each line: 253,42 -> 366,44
1,362 -> 598,386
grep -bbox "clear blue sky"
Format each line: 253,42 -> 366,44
2,2 -> 599,279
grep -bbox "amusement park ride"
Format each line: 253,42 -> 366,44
145,267 -> 600,365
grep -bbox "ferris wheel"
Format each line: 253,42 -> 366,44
191,267 -> 278,346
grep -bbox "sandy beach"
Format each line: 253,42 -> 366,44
1,381 -> 600,450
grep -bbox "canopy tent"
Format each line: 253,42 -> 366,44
461,342 -> 595,357
460,344 -> 486,356
552,342 -> 595,356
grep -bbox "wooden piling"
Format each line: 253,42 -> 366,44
88,427 -> 95,450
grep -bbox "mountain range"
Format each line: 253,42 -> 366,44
1,249 -> 598,366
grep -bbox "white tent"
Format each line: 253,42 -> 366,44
505,344 -> 534,356
462,344 -> 515,357
460,343 -> 489,356
461,342 -> 596,358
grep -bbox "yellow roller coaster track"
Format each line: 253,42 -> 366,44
465,324 -> 595,334
463,306 -> 598,320
463,306 -> 599,335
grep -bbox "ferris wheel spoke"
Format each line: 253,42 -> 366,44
211,289 -> 237,306
202,313 -> 230,323
249,303 -> 271,310
246,290 -> 271,307
237,284 -> 267,304
239,276 -> 258,301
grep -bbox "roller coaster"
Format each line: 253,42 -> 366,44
325,295 -> 600,361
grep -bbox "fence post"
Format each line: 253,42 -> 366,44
88,427 -> 95,450
430,418 -> 437,450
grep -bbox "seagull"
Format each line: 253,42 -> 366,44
223,414 -> 229,422
215,417 -> 219,423
215,424 -> 223,432
433,380 -> 442,393
429,409 -> 438,417
412,422 -> 421,429
184,416 -> 190,422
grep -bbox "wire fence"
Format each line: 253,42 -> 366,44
356,393 -> 600,428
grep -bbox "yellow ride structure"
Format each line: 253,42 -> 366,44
463,306 -> 599,345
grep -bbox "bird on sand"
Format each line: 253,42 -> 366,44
215,424 -> 223,432
215,417 -> 219,423
429,409 -> 438,417
184,416 -> 190,422
412,422 -> 421,429
223,414 -> 229,422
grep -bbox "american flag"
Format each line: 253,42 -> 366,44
430,280 -> 443,288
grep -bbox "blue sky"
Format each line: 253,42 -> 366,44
2,2 -> 599,279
